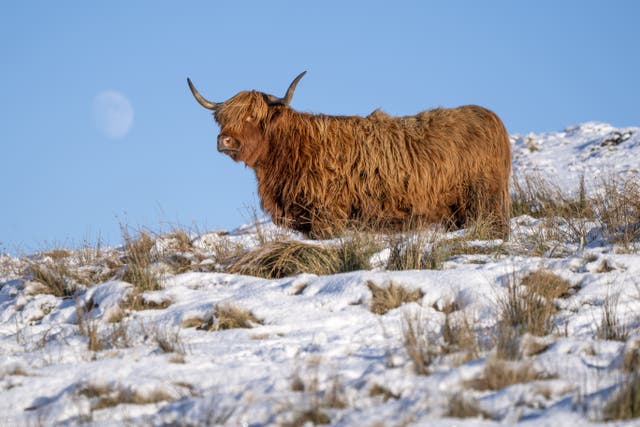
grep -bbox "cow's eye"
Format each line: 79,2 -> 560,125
247,114 -> 256,122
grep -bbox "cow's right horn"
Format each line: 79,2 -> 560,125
187,78 -> 222,110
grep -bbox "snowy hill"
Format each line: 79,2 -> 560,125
1,123 -> 640,426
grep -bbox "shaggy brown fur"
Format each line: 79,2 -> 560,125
190,75 -> 511,239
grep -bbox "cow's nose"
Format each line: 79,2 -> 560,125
217,135 -> 233,147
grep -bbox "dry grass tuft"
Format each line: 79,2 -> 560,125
494,272 -> 558,359
122,293 -> 172,312
77,382 -> 175,410
226,240 -> 341,279
369,383 -> 400,401
200,303 -> 262,331
76,301 -> 102,352
120,229 -> 161,292
154,326 -> 186,355
286,409 -> 331,427
25,258 -> 80,297
468,357 -> 552,391
521,270 -> 573,300
511,174 -> 592,220
334,231 -> 381,272
441,308 -> 479,361
596,294 -> 629,341
602,373 -> 640,421
592,175 -> 640,250
622,340 -> 640,373
386,231 -> 448,270
445,393 -> 491,419
368,281 -> 423,315
402,311 -> 438,375
285,365 -> 347,427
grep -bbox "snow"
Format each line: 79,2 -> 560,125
1,122 -> 640,426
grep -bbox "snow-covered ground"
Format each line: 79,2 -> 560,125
1,122 -> 640,426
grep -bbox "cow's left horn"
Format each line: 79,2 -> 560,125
266,71 -> 307,106
187,78 -> 222,110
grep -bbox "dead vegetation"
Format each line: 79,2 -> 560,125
596,293 -> 629,342
401,311 -> 438,375
445,393 -> 492,419
227,240 -> 342,278
602,373 -> 640,421
77,381 -> 177,410
368,281 -> 423,315
467,357 -> 552,391
495,271 -> 560,359
192,303 -> 262,331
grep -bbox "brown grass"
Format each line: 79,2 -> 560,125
602,373 -> 640,421
285,364 -> 347,427
386,230 -> 448,270
368,281 -> 423,315
467,357 -> 551,391
285,409 -> 330,427
441,308 -> 478,362
76,301 -> 102,352
120,229 -> 161,292
511,174 -> 591,220
154,326 -> 186,355
521,270 -> 572,300
226,240 -> 342,279
592,175 -> 640,250
25,259 -> 79,297
402,311 -> 437,375
77,382 -> 175,410
369,383 -> 400,401
622,340 -> 640,373
122,292 -> 172,312
495,272 -> 558,360
445,393 -> 491,419
334,231 -> 381,272
201,303 -> 262,331
596,294 -> 628,341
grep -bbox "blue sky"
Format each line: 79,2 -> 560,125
2,1 -> 639,252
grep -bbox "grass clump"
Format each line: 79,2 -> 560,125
386,231 -> 448,270
602,373 -> 640,421
154,326 -> 186,356
511,174 -> 591,220
468,357 -> 551,391
495,272 -> 559,359
25,258 -> 79,297
199,303 -> 262,331
368,280 -> 423,315
521,270 -> 573,300
592,176 -> 640,250
402,311 -> 438,375
227,240 -> 341,279
596,294 -> 629,341
369,383 -> 400,401
121,229 -> 161,292
441,307 -> 479,362
77,382 -> 176,410
445,393 -> 491,419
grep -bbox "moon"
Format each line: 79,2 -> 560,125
92,90 -> 134,139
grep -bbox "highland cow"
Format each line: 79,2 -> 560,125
188,72 -> 511,239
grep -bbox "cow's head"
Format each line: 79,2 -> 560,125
187,72 -> 306,166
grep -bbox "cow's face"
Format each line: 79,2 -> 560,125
188,72 -> 306,167
212,91 -> 270,166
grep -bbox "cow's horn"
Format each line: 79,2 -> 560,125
266,71 -> 307,106
187,78 -> 222,110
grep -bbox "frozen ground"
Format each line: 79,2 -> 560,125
1,122 -> 640,426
